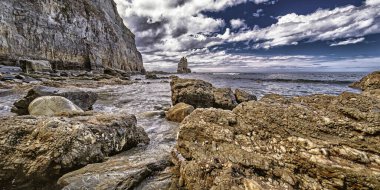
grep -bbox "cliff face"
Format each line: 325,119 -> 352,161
0,0 -> 144,72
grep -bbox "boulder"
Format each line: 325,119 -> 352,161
177,57 -> 191,74
213,88 -> 238,110
20,59 -> 52,74
350,71 -> 380,90
235,89 -> 257,103
0,113 -> 149,188
146,73 -> 159,79
28,96 -> 84,116
170,77 -> 214,108
174,92 -> 380,189
170,78 -> 257,110
165,103 -> 195,122
12,86 -> 98,115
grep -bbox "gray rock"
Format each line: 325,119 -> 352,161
0,113 -> 149,189
0,0 -> 144,72
12,85 -> 98,115
28,96 -> 84,116
177,57 -> 191,74
19,59 -> 52,74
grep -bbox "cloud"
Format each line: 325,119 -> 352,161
252,9 -> 264,17
230,19 -> 247,29
226,2 -> 380,49
114,0 -> 380,71
330,37 -> 365,46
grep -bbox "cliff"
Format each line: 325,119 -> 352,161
0,0 -> 144,72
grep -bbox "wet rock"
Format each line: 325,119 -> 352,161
170,77 -> 214,108
174,92 -> 380,189
177,57 -> 191,74
0,113 -> 149,188
350,71 -> 380,90
28,96 -> 84,116
213,88 -> 238,110
19,59 -> 52,74
0,74 -> 15,81
58,150 -> 171,190
235,89 -> 257,103
165,103 -> 195,122
12,86 -> 98,115
146,73 -> 159,79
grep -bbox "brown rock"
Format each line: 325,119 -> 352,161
0,113 -> 149,188
170,77 -> 214,108
213,88 -> 238,110
174,92 -> 380,189
350,71 -> 380,90
234,89 -> 257,103
166,103 -> 195,122
177,57 -> 191,74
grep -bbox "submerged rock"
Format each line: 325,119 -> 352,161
12,85 -> 98,115
350,71 -> 380,90
28,96 -> 84,116
165,103 -> 195,122
174,92 -> 380,189
235,89 -> 257,103
0,113 -> 149,189
177,57 -> 191,74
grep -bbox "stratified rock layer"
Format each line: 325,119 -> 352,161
0,0 -> 144,72
175,92 -> 380,189
0,113 -> 149,189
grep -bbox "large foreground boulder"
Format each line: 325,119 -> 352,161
0,113 -> 149,189
29,96 -> 84,116
165,103 -> 195,122
174,92 -> 380,189
12,85 -> 98,115
350,71 -> 380,90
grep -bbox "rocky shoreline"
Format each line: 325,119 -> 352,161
0,69 -> 379,189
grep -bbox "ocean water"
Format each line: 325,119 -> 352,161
174,72 -> 366,98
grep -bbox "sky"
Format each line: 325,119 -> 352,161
114,0 -> 380,72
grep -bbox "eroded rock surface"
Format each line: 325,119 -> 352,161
0,0 -> 144,72
350,71 -> 380,90
12,85 -> 98,115
0,113 -> 149,189
171,77 -> 256,110
235,89 -> 257,103
174,92 -> 380,189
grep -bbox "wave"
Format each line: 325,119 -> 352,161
235,78 -> 355,84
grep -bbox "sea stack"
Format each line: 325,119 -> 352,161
177,57 -> 191,74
